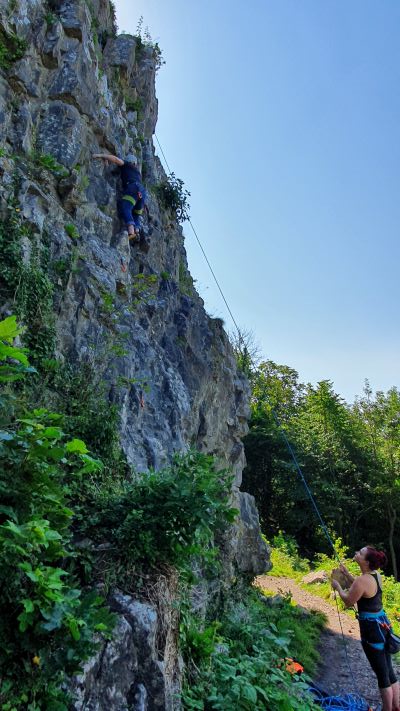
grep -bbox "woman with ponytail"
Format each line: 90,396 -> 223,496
332,546 -> 399,711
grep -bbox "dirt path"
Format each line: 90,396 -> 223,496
256,575 -> 398,707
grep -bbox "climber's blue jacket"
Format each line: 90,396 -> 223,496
120,163 -> 143,198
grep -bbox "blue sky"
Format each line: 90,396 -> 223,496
114,1 -> 400,403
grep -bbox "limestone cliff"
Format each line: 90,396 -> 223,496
0,1 -> 269,707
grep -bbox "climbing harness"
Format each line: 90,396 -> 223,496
357,610 -> 400,654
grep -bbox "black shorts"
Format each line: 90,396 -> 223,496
359,619 -> 397,689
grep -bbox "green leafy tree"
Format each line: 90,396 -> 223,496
353,383 -> 400,577
289,380 -> 370,548
242,361 -> 307,538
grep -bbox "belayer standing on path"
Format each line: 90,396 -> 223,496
331,546 -> 399,711
93,152 -> 146,240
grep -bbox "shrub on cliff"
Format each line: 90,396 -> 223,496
0,317 -> 115,710
154,172 -> 191,222
78,450 -> 238,582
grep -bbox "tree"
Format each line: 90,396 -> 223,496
353,384 -> 400,578
242,361 -> 309,541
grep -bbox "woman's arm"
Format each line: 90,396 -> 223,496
331,576 -> 365,607
93,154 -> 124,166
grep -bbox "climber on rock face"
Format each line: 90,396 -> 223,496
93,152 -> 146,240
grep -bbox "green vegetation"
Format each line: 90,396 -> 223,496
79,451 -> 238,591
44,11 -> 57,27
154,172 -> 191,222
64,223 -> 80,240
0,196 -> 25,298
0,27 -> 27,69
0,316 -> 33,383
124,94 -> 143,115
79,174 -> 90,191
182,588 -> 323,710
7,0 -> 18,14
134,16 -> 165,71
0,318 -> 115,709
51,247 -> 81,286
131,272 -> 158,307
17,246 -> 56,365
0,194 -> 56,366
239,352 -> 400,578
31,152 -> 69,179
268,535 -> 400,635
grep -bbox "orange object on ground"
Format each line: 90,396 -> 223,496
285,657 -> 304,675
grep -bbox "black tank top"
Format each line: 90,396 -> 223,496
357,572 -> 383,613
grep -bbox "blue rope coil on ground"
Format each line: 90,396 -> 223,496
309,686 -> 371,710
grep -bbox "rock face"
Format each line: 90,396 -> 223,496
302,570 -> 329,585
0,2 -> 269,707
71,592 -> 179,711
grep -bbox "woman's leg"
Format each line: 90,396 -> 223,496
379,686 -> 393,711
384,648 -> 399,710
362,642 -> 393,710
392,681 -> 400,710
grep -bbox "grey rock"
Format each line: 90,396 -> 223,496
260,593 -> 285,607
4,0 -> 43,34
132,50 -> 158,138
9,54 -> 43,97
85,174 -> 116,213
302,570 -> 329,584
37,100 -> 86,167
0,76 -> 12,138
104,34 -> 136,77
19,179 -> 51,232
40,20 -> 65,69
75,203 -> 113,245
13,103 -> 35,153
57,169 -> 82,212
133,684 -> 148,711
56,0 -> 91,41
234,492 -> 271,575
71,617 -> 138,710
48,42 -> 100,117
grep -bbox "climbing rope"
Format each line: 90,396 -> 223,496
309,686 -> 371,710
154,133 -> 242,336
154,132 -> 362,695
